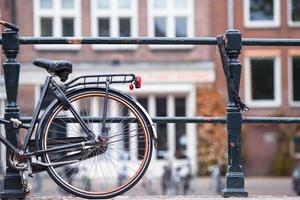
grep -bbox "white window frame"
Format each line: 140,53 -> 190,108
244,0 -> 280,28
288,56 -> 300,106
244,56 -> 281,107
33,0 -> 82,50
288,0 -> 300,27
147,0 -> 194,49
90,0 -> 138,50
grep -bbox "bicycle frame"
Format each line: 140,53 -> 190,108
0,75 -> 96,157
0,73 -> 142,159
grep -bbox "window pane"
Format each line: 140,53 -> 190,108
97,0 -> 110,9
41,17 -> 53,36
250,0 -> 274,21
292,57 -> 300,101
62,18 -> 74,36
294,137 -> 300,153
175,0 -> 187,9
119,0 -> 131,9
175,17 -> 187,37
119,18 -> 131,37
154,0 -> 166,9
175,97 -> 187,159
156,97 -> 168,159
98,18 -> 110,37
40,0 -> 53,9
251,58 -> 275,100
292,0 -> 300,22
62,0 -> 74,9
154,17 -> 166,37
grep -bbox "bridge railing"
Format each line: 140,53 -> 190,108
0,27 -> 300,198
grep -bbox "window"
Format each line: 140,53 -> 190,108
148,0 -> 194,49
137,95 -> 188,160
244,0 -> 280,28
288,0 -> 300,26
91,0 -> 138,50
156,97 -> 168,159
244,56 -> 281,107
175,97 -> 187,159
33,0 -> 81,50
289,57 -> 300,106
292,137 -> 300,158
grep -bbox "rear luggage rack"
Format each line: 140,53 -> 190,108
65,74 -> 136,89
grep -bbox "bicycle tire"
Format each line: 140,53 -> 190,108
39,88 -> 153,199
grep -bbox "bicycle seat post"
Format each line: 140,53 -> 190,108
0,27 -> 26,198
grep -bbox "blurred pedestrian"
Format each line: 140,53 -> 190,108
179,162 -> 192,195
173,166 -> 181,195
161,165 -> 172,195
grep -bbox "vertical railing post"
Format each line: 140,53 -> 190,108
0,28 -> 25,199
222,30 -> 248,198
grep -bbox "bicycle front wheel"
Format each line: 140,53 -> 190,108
40,88 -> 153,199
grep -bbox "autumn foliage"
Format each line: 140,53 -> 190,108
197,87 -> 227,175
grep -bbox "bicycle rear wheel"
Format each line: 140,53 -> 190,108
40,88 -> 153,199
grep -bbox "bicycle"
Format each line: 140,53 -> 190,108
0,21 -> 157,199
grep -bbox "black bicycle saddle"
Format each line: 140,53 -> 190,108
33,58 -> 73,82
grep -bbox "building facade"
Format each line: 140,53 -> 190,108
211,0 -> 300,175
0,0 -> 299,176
0,0 -> 217,177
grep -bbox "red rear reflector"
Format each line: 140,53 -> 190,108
135,76 -> 142,88
129,83 -> 134,90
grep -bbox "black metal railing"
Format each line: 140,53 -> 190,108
0,27 -> 300,198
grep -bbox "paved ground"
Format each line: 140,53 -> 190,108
25,195 -> 300,200
21,174 -> 299,199
29,173 -> 297,196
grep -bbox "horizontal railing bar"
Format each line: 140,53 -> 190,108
0,116 -> 297,125
18,37 -> 218,45
1,37 -> 300,46
242,38 -> 300,46
152,117 -> 226,123
15,116 -> 227,124
242,117 -> 300,123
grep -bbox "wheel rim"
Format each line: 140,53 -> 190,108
42,91 -> 152,197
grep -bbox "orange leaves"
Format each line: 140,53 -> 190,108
197,87 -> 227,175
